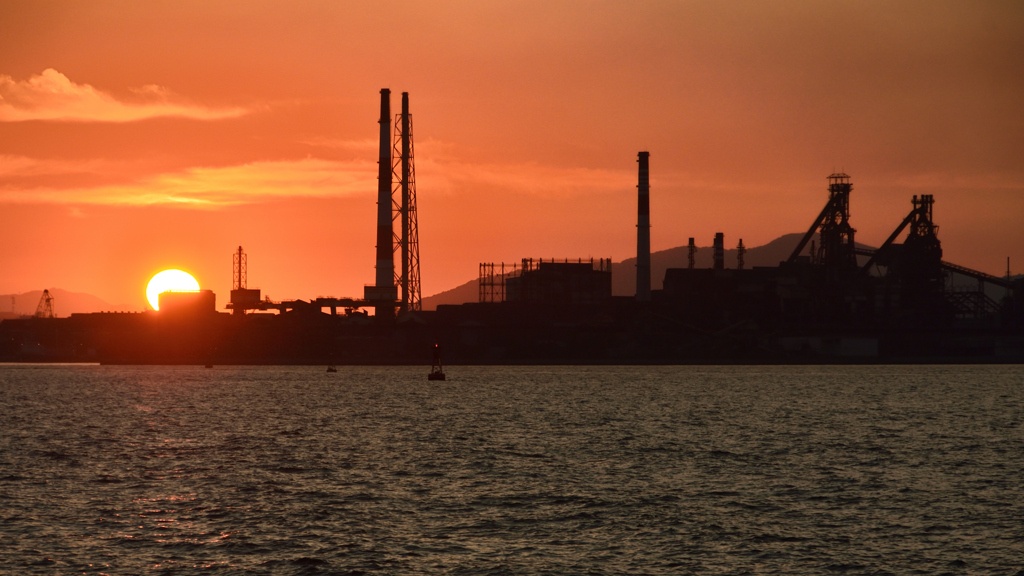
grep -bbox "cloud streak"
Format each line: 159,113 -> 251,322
3,149 -> 1021,209
419,158 -> 634,197
0,158 -> 378,206
0,142 -> 643,206
0,69 -> 249,122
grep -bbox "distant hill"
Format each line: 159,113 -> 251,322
0,289 -> 135,319
610,232 -> 880,296
421,232 -> 878,309
611,232 -> 812,297
420,280 -> 481,311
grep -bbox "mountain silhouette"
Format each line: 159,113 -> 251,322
0,289 -> 135,320
421,232 -> 878,310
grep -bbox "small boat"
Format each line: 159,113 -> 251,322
428,343 -> 446,381
326,365 -> 337,373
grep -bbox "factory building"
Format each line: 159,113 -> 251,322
158,290 -> 216,316
2,94 -> 1022,365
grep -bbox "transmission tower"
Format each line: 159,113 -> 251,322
233,246 -> 247,290
737,239 -> 746,270
391,92 -> 421,312
35,289 -> 54,318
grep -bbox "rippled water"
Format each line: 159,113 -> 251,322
1,364 -> 1022,575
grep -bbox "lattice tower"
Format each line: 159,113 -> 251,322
233,246 -> 247,290
391,93 -> 421,312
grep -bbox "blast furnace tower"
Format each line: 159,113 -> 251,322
787,173 -> 858,277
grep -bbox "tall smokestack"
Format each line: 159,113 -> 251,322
636,151 -> 651,302
365,88 -> 397,315
375,89 -> 394,291
713,233 -> 724,270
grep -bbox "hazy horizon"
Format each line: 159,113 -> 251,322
2,231 -> 814,313
2,1 -> 1021,306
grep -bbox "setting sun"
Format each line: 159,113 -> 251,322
146,270 -> 200,310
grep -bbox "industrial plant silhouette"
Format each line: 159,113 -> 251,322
1,90 -> 1021,364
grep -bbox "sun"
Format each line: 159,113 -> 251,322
146,270 -> 200,310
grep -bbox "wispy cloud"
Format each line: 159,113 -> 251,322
881,172 -> 1024,190
0,141 -> 641,207
419,158 -> 634,197
5,147 -> 1021,209
0,69 -> 249,122
0,157 -> 378,206
300,137 -> 378,152
302,137 -> 639,197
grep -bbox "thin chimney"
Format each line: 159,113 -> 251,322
636,152 -> 651,302
375,89 -> 394,291
713,233 -> 724,270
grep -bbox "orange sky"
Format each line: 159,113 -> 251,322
1,1 -> 1022,309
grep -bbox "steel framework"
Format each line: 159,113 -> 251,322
479,262 -> 515,303
859,194 -> 941,276
392,92 -> 421,312
788,173 -> 858,272
479,258 -> 611,303
947,285 -> 1002,320
233,246 -> 247,290
35,289 -> 54,318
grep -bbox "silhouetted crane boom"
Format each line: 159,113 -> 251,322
787,199 -> 832,263
35,289 -> 54,318
858,210 -> 919,274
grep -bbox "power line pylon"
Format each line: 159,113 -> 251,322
391,92 -> 421,312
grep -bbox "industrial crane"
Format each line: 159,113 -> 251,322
35,290 -> 54,318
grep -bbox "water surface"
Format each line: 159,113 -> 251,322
1,364 -> 1022,574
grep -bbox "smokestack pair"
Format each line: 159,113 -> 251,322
366,88 -> 408,315
366,88 -> 421,316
